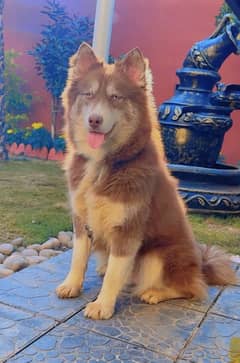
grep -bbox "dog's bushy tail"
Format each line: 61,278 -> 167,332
199,244 -> 237,285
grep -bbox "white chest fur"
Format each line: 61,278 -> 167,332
71,160 -> 142,241
72,160 -> 126,240
86,191 -> 126,240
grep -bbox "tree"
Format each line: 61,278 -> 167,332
29,0 -> 94,138
4,49 -> 32,129
0,0 -> 7,160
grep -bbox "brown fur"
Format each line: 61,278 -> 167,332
199,244 -> 236,285
56,43 -> 237,319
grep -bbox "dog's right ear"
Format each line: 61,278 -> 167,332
70,42 -> 99,74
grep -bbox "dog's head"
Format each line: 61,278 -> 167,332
63,43 -> 154,160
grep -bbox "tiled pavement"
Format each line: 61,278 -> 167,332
0,251 -> 239,363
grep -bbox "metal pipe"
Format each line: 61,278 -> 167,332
92,0 -> 115,61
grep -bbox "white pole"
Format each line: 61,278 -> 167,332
92,0 -> 115,61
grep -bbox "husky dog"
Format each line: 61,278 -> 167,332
56,43 -> 236,319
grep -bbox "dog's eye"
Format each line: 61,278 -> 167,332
111,94 -> 122,101
82,92 -> 94,98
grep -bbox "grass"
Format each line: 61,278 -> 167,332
189,214 -> 240,255
0,160 -> 72,245
0,159 -> 239,254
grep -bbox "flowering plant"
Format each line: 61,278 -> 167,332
5,124 -> 65,152
53,135 -> 66,152
26,126 -> 53,150
5,128 -> 25,145
31,122 -> 43,130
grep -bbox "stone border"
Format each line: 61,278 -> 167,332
0,231 -> 73,278
1,233 -> 239,279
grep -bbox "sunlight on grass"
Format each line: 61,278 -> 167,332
0,159 -> 239,254
0,160 -> 72,244
189,214 -> 240,255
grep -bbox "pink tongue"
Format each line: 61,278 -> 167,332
87,132 -> 105,149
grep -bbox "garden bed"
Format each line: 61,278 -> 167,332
6,142 -> 64,161
5,123 -> 66,161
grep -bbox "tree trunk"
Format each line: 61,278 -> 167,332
51,96 -> 60,139
0,0 -> 6,160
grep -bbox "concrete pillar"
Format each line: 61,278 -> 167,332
92,0 -> 115,61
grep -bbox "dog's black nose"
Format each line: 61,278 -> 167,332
88,114 -> 103,130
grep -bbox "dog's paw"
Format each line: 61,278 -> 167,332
56,282 -> 82,298
84,301 -> 114,320
139,289 -> 163,304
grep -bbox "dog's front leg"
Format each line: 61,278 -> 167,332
56,216 -> 91,298
84,240 -> 139,320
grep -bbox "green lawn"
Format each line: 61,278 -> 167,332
0,160 -> 72,245
189,214 -> 240,255
0,159 -> 240,254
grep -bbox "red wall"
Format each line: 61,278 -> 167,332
4,0 -> 240,165
3,0 -> 96,132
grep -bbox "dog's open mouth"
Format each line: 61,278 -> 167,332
87,132 -> 105,149
87,126 -> 114,149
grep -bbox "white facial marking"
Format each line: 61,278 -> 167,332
90,80 -> 100,94
82,100 -> 121,134
106,83 -> 119,98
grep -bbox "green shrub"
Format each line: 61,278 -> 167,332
6,123 -> 65,152
4,49 -> 32,128
53,136 -> 66,152
25,127 -> 53,150
5,128 -> 25,145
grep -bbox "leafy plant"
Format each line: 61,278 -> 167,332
4,49 -> 32,128
6,123 -> 66,152
29,0 -> 94,138
5,128 -> 25,146
15,122 -> 53,150
53,135 -> 66,152
26,127 -> 53,150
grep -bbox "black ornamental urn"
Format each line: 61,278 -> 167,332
159,12 -> 240,214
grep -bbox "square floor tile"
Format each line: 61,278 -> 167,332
167,286 -> 222,313
181,314 -> 240,363
0,251 -> 101,321
0,303 -> 55,361
8,323 -> 173,363
69,294 -> 204,360
210,285 -> 240,320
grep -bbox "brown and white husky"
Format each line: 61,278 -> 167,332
56,43 -> 236,319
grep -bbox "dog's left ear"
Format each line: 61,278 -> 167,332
117,48 -> 146,87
